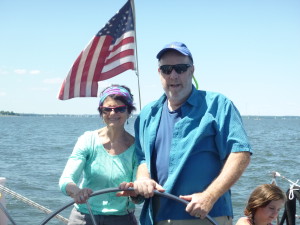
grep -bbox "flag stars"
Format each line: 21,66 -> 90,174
96,1 -> 134,43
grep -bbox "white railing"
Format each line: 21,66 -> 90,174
0,177 -> 68,224
0,177 -> 7,225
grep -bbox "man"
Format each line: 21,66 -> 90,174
132,42 -> 252,225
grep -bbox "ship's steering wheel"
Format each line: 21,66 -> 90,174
1,188 -> 219,225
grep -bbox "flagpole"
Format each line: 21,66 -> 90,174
130,0 -> 142,111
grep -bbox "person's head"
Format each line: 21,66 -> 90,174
98,85 -> 136,127
156,42 -> 195,107
244,184 -> 286,224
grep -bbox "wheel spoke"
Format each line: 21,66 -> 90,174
86,201 -> 97,225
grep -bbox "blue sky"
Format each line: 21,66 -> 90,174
1,0 -> 299,116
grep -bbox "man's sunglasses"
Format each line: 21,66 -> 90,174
159,64 -> 192,75
100,105 -> 127,113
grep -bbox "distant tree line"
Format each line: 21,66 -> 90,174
0,111 -> 19,116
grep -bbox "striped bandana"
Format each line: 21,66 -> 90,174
99,86 -> 133,105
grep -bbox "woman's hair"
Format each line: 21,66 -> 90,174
98,84 -> 136,116
244,184 -> 286,220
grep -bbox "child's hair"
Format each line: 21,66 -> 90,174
244,184 -> 286,222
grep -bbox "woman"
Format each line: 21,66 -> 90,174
59,85 -> 138,225
236,184 -> 286,225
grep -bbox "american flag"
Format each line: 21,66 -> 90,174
58,1 -> 136,100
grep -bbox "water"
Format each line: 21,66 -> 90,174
0,115 -> 299,225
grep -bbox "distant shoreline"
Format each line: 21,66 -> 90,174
0,113 -> 99,117
0,112 -> 299,118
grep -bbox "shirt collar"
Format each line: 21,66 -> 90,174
185,85 -> 203,107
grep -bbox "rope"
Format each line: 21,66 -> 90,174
270,171 -> 300,200
272,171 -> 300,187
192,75 -> 199,89
0,184 -> 69,224
288,184 -> 300,201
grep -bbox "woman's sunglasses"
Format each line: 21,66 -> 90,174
159,64 -> 192,75
100,105 -> 127,113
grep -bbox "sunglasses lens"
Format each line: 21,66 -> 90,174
160,64 -> 190,75
102,108 -> 113,113
174,64 -> 189,74
160,65 -> 173,74
115,106 -> 127,113
101,106 -> 127,113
